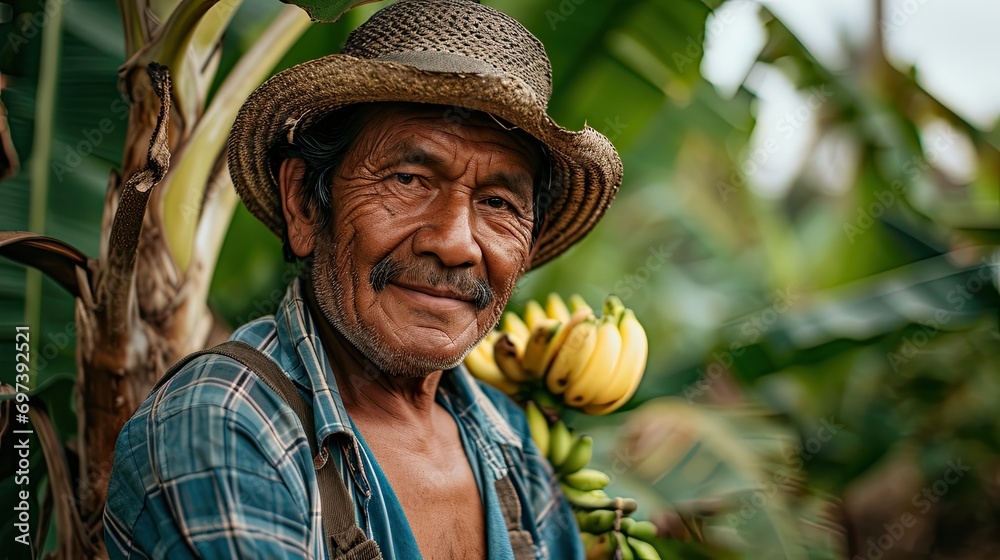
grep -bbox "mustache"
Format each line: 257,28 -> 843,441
370,257 -> 494,311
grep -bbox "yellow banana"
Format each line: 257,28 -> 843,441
524,308 -> 594,380
568,293 -> 592,314
564,315 -> 623,407
525,401 -> 550,457
484,330 -> 501,345
463,344 -> 519,396
587,309 -> 648,408
545,317 -> 598,394
521,318 -> 561,380
500,311 -> 531,344
522,300 -> 548,331
545,292 -> 571,322
494,333 -> 530,383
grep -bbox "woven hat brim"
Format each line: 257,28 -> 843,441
228,54 -> 623,270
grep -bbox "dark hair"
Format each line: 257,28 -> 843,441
273,102 -> 550,263
273,104 -> 370,262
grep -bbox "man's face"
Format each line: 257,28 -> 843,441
286,104 -> 539,377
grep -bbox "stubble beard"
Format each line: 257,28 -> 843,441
309,237 -> 491,379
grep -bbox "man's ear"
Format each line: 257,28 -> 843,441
279,158 -> 318,258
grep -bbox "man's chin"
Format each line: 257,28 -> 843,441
372,348 -> 468,378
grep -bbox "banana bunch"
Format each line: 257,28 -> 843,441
463,294 -> 657,559
526,401 -> 663,560
463,293 -> 648,415
581,519 -> 664,560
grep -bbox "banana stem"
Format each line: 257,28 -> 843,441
529,386 -> 564,421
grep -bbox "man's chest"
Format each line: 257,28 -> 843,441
382,455 -> 487,559
355,418 -> 489,559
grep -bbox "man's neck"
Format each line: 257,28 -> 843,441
303,277 -> 445,429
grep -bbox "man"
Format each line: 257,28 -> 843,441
104,1 -> 622,558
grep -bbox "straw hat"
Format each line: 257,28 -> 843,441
228,0 -> 623,269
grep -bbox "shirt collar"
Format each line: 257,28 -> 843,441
273,277 -> 522,453
274,278 -> 357,449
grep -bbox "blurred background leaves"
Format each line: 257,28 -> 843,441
0,0 -> 997,558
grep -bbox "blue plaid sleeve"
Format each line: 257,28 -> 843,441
104,355 -> 324,559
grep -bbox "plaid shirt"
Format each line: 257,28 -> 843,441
104,279 -> 582,559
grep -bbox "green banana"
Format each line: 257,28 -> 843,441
562,485 -> 638,513
623,520 -> 658,542
559,483 -> 612,510
603,294 -> 625,322
548,420 -> 573,467
558,435 -> 593,475
578,509 -> 617,534
626,536 -> 661,560
561,468 -> 611,491
525,401 -> 550,457
614,532 -> 635,560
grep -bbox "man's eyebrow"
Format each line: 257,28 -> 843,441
483,170 -> 533,201
381,140 -> 443,168
382,139 -> 534,201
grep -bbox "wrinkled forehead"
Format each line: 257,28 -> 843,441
350,102 -> 546,175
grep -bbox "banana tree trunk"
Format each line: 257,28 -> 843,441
0,3 -> 314,556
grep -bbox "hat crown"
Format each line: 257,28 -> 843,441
341,0 -> 553,106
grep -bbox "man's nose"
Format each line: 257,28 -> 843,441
411,191 -> 482,268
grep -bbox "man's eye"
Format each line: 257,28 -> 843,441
394,173 -> 414,185
485,196 -> 509,210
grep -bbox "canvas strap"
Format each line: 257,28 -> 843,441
151,341 -> 382,560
